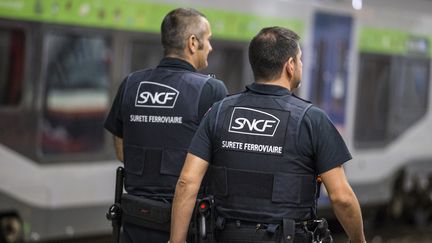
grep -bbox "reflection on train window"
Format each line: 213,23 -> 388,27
0,29 -> 25,106
203,46 -> 244,93
130,40 -> 163,72
41,34 -> 111,156
354,53 -> 430,148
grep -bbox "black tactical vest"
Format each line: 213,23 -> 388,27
121,68 -> 210,198
208,88 -> 318,223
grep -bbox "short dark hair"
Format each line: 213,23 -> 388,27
248,26 -> 300,81
161,8 -> 207,56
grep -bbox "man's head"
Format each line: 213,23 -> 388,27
249,26 -> 302,89
161,8 -> 212,70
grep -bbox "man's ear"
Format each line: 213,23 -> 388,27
285,57 -> 295,79
187,35 -> 198,54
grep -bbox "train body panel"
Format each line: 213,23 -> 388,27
0,144 -> 119,240
0,0 -> 432,241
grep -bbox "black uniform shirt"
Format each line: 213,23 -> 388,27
189,82 -> 352,175
104,57 -> 228,138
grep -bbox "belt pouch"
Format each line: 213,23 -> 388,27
121,194 -> 171,232
282,218 -> 295,243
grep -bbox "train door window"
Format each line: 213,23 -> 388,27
387,57 -> 430,139
354,54 -> 392,148
0,28 -> 25,106
40,33 -> 112,156
354,54 -> 430,148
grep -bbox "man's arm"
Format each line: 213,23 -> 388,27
321,165 -> 366,243
113,136 -> 123,162
197,79 -> 227,119
170,153 -> 209,243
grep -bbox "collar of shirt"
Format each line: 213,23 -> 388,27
157,57 -> 197,72
246,82 -> 292,96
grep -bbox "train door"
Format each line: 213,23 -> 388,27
0,20 -> 29,243
0,20 -> 36,157
308,12 -> 353,135
308,12 -> 353,209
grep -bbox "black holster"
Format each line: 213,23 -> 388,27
308,219 -> 333,243
191,196 -> 216,243
106,167 -> 125,243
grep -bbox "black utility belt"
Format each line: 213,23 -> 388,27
214,218 -> 299,243
216,218 -> 332,243
121,194 -> 172,232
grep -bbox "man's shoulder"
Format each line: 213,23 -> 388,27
179,71 -> 216,84
206,77 -> 227,89
127,68 -> 154,80
304,106 -> 332,125
305,105 -> 326,116
292,93 -> 312,104
200,77 -> 228,99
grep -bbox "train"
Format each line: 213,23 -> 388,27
0,0 -> 431,242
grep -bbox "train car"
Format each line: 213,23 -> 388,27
0,0 -> 431,242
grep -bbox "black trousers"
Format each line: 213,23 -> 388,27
121,222 -> 169,243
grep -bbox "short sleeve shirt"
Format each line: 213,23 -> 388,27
188,83 -> 351,175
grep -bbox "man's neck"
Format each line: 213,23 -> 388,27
165,54 -> 197,70
255,79 -> 292,91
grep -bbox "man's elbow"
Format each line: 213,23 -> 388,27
329,191 -> 356,209
176,173 -> 203,198
176,176 -> 196,191
176,177 -> 188,190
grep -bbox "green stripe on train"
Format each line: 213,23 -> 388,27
0,0 -> 304,41
359,27 -> 431,57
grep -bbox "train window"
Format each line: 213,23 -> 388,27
40,33 -> 111,156
203,45 -> 245,93
388,57 -> 430,138
0,28 -> 25,106
309,13 -> 353,132
130,40 -> 163,72
129,39 -> 245,93
354,54 -> 430,148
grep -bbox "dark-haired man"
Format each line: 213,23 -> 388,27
104,8 -> 227,243
170,26 -> 365,243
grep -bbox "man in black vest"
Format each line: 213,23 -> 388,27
170,27 -> 366,243
104,8 -> 228,243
